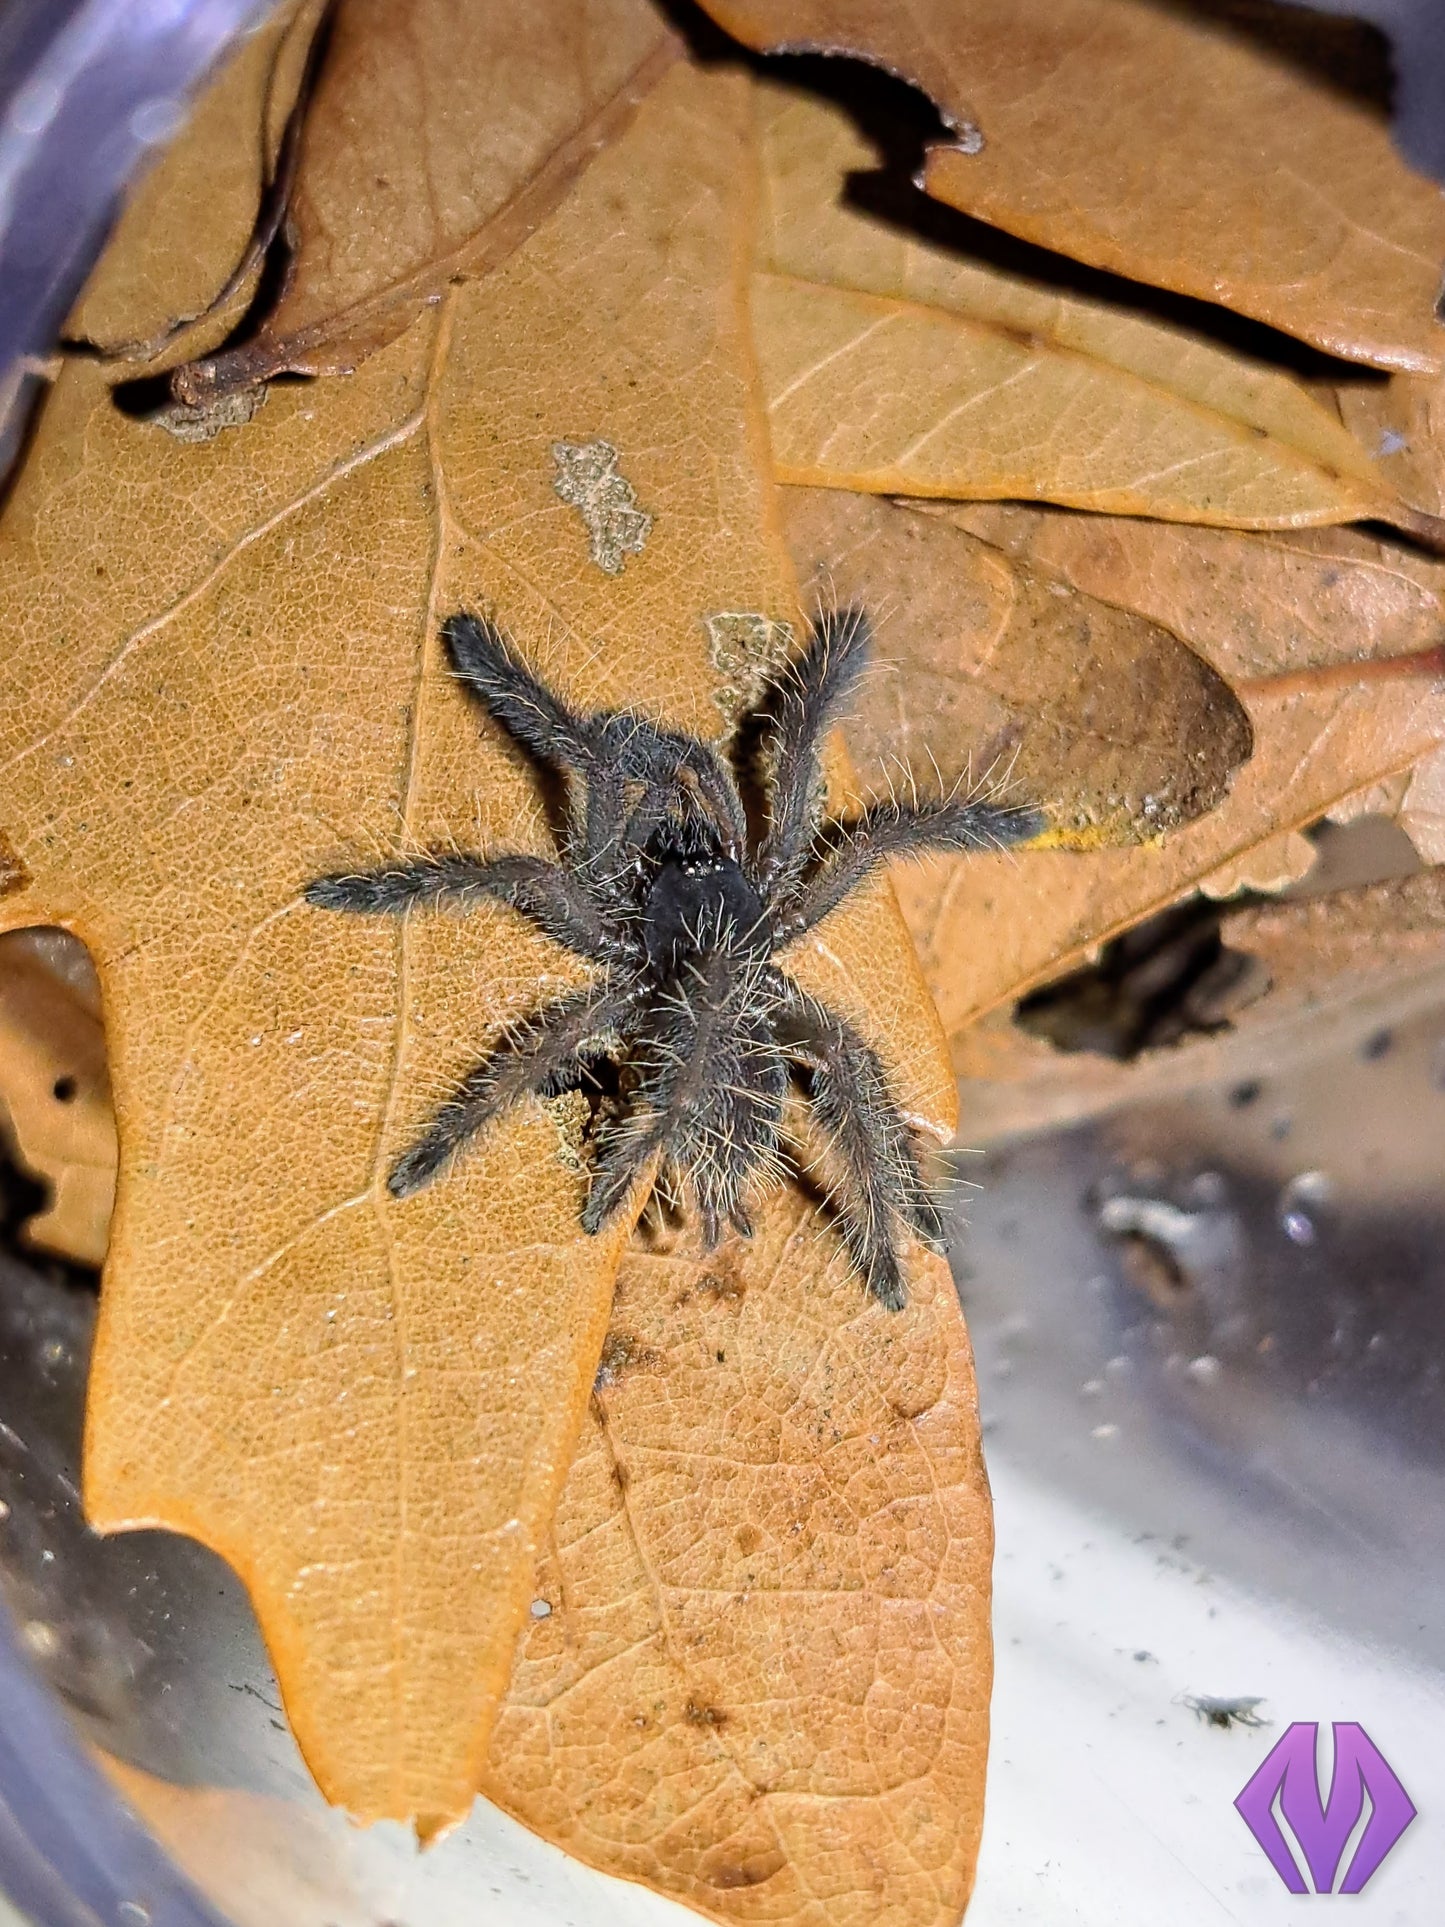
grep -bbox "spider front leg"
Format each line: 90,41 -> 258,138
304,852 -> 627,963
788,794 -> 1045,938
389,978 -> 638,1197
442,612 -> 633,874
757,605 -> 873,903
769,971 -> 945,1311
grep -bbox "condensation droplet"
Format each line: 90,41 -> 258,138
1279,1170 -> 1330,1245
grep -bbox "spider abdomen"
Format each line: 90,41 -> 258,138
643,853 -> 771,969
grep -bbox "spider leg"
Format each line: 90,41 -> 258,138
304,853 -> 638,963
443,612 -> 597,776
388,976 -> 637,1198
442,612 -> 631,872
786,795 -> 1045,939
688,1011 -> 787,1247
767,969 -> 945,1311
757,606 -> 873,903
443,612 -> 746,876
581,957 -> 784,1243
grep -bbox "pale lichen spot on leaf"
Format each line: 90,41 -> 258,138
150,385 -> 268,444
540,1086 -> 590,1173
704,609 -> 796,724
551,438 -> 652,574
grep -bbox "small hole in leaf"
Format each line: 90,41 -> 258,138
52,1077 -> 77,1104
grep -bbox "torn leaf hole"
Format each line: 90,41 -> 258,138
1015,898 -> 1270,1059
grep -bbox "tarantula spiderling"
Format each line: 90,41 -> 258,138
305,608 -> 1043,1309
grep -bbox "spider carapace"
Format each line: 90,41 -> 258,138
306,608 -> 1041,1308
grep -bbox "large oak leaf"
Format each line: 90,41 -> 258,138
0,62 -> 955,1836
484,1192 -> 991,1927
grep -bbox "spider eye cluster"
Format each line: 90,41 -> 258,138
642,851 -> 771,972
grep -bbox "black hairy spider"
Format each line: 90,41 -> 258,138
306,608 -> 1042,1308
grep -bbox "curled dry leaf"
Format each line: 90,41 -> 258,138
1400,748 -> 1445,862
754,274 -> 1414,530
484,1189 -> 991,1927
1,48 -> 968,1873
1337,372 -> 1445,521
1228,865 -> 1445,991
1196,831 -> 1316,901
705,0 -> 1445,374
753,81 -> 1407,532
173,0 -> 680,401
778,487 -> 1251,845
0,930 -> 115,1265
894,650 -> 1445,1100
951,501 -> 1445,864
950,503 -> 1445,682
66,0 -> 323,366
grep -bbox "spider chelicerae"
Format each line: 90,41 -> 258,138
306,608 -> 1042,1308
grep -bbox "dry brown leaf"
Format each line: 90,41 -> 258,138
947,499 -> 1445,867
778,486 -> 1251,844
754,80 -> 1408,532
705,0 -> 1445,374
890,651 -> 1445,1105
175,0 -> 680,400
66,1 -> 322,366
1400,747 -> 1445,862
951,869 -> 1445,1142
949,502 -> 1445,683
754,272 -> 1421,531
1197,830 -> 1316,900
1228,864 -> 1445,987
0,929 -> 115,1263
1337,375 -> 1445,520
2,61 -> 952,1838
484,1188 -> 990,1927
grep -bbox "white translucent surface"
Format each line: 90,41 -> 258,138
972,1453 -> 1442,1925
